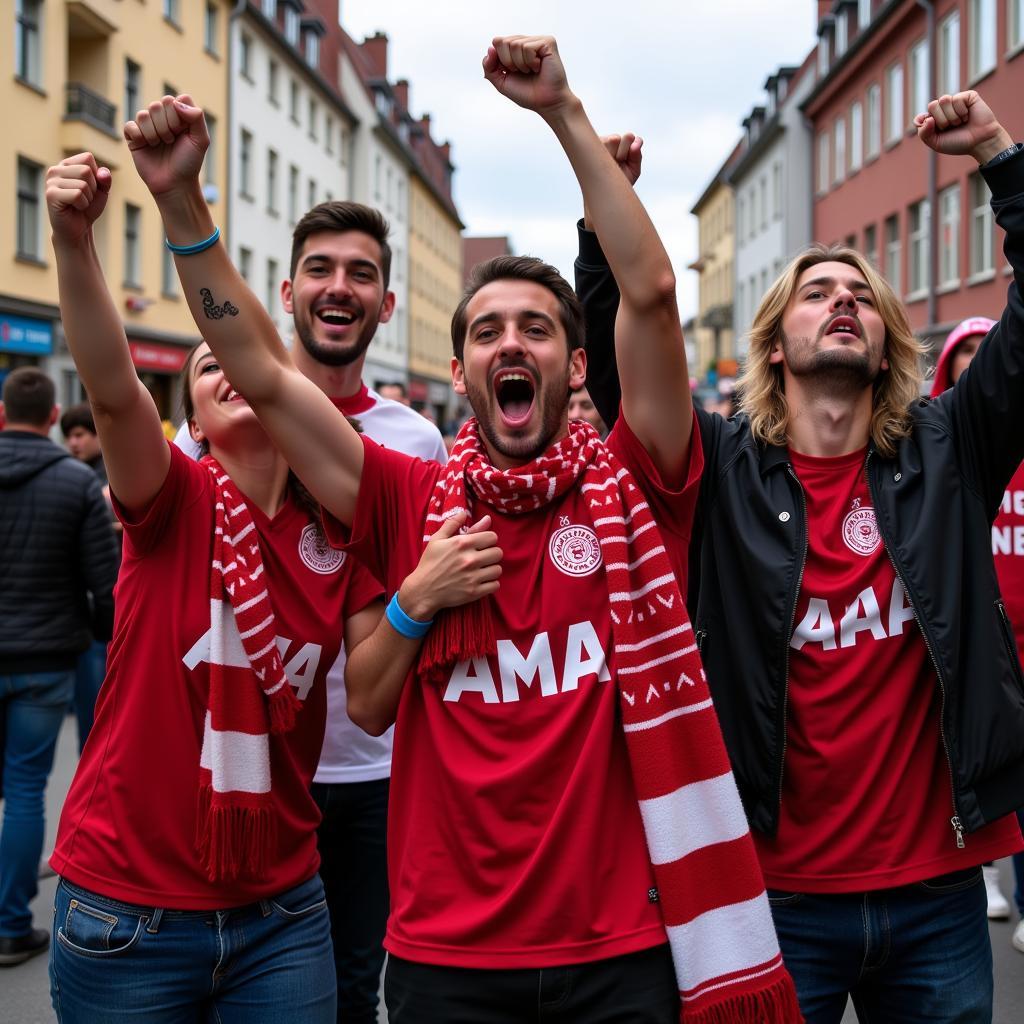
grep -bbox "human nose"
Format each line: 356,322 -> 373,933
831,287 -> 857,311
326,270 -> 354,299
497,326 -> 526,357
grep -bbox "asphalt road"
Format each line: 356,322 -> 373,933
4,718 -> 1023,1023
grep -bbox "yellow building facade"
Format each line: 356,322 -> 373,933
408,171 -> 462,425
2,0 -> 230,417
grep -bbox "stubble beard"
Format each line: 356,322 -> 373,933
781,330 -> 880,396
293,307 -> 379,367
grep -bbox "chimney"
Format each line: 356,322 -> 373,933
360,31 -> 389,77
420,113 -> 431,133
393,78 -> 409,111
440,141 -> 451,164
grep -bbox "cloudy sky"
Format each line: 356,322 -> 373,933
341,1 -> 818,319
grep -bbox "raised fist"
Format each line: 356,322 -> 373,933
124,94 -> 210,198
602,133 -> 643,186
482,35 -> 574,116
914,91 -> 1011,164
45,153 -> 112,246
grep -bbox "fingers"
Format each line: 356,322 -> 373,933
615,133 -> 635,163
125,95 -> 198,148
46,157 -> 98,211
432,510 -> 469,539
463,514 -> 492,535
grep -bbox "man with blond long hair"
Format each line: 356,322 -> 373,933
577,90 -> 1024,1023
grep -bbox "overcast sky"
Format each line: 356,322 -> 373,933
341,1 -> 818,319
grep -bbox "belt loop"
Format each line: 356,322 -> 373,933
147,907 -> 164,934
259,899 -> 272,918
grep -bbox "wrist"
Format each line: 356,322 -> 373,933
153,183 -> 214,243
972,127 -> 1014,165
540,94 -> 585,133
397,580 -> 435,622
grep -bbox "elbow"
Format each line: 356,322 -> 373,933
345,695 -> 394,737
628,270 -> 678,315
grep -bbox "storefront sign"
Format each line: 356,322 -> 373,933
0,314 -> 53,355
128,341 -> 190,373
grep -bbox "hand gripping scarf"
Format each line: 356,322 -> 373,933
418,421 -> 801,1024
195,457 -> 302,881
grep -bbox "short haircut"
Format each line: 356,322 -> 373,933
379,381 -> 407,398
451,255 -> 585,361
60,402 -> 97,438
290,201 -> 392,288
2,366 -> 55,427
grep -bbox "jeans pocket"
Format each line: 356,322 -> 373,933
917,866 -> 983,895
766,888 -> 805,907
268,876 -> 328,921
56,889 -> 146,958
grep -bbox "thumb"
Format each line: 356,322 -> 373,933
464,514 -> 492,535
433,509 -> 469,539
95,167 -> 113,194
173,95 -> 204,123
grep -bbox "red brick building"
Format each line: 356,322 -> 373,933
804,0 -> 1024,347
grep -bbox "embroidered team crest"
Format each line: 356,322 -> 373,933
842,501 -> 881,556
298,523 -> 346,574
548,523 -> 602,577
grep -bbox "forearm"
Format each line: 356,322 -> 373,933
344,615 -> 422,737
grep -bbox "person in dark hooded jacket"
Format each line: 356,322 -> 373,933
0,366 -> 118,967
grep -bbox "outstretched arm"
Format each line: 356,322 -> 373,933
344,513 -> 502,735
484,37 -> 691,483
124,95 -> 365,526
45,153 -> 169,514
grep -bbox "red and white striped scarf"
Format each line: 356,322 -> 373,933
195,457 -> 302,882
418,421 -> 801,1024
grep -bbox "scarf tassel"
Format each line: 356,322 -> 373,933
266,683 -> 302,734
682,974 -> 803,1024
418,601 -> 496,683
196,784 -> 275,882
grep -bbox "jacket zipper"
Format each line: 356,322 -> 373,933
866,451 -> 964,848
778,465 -> 809,816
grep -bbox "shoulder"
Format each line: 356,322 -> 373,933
360,391 -> 447,460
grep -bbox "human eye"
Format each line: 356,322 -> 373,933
856,294 -> 874,306
199,361 -> 220,375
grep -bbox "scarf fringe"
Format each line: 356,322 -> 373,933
196,784 -> 274,882
267,683 -> 302,734
418,601 -> 496,683
682,974 -> 803,1024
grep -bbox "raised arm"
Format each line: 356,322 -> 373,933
344,513 -> 502,735
484,37 -> 691,482
124,95 -> 364,526
45,154 -> 169,514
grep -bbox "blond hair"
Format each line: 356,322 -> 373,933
736,244 -> 925,458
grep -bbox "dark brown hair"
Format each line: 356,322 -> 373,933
60,402 -> 97,438
451,255 -> 585,361
290,201 -> 392,287
2,366 -> 55,426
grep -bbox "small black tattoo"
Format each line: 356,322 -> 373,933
200,288 -> 239,319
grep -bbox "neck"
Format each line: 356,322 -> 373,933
784,376 -> 873,457
291,344 -> 365,400
208,443 -> 290,518
4,423 -> 50,437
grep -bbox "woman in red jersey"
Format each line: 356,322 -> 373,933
42,152 -> 500,1024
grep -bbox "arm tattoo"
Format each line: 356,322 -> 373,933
200,288 -> 239,319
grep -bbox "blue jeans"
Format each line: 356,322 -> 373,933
768,867 -> 992,1023
73,641 -> 107,753
49,875 -> 337,1022
0,669 -> 74,937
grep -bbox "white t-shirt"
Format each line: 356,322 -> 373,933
176,385 -> 448,783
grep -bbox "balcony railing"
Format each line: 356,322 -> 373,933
65,82 -> 117,133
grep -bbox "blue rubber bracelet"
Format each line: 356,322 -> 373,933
386,593 -> 433,639
165,226 -> 221,255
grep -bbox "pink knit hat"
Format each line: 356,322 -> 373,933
929,316 -> 997,397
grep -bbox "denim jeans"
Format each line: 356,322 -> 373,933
1013,811 -> 1024,916
0,669 -> 75,937
768,867 -> 992,1023
311,778 -> 389,1024
49,874 -> 336,1023
73,641 -> 107,753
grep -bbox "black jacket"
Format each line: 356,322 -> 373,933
0,431 -> 119,672
575,149 -> 1024,839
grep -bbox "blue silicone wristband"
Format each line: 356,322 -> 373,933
386,592 -> 434,639
165,225 -> 221,255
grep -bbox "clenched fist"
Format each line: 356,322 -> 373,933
124,94 -> 210,198
482,35 -> 576,118
46,153 -> 112,247
914,91 -> 1012,164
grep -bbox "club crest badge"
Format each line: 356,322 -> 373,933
299,523 -> 346,574
842,501 -> 881,556
549,523 -> 602,577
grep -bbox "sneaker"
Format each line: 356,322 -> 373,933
0,928 -> 49,967
983,864 -> 1010,919
1013,920 -> 1024,953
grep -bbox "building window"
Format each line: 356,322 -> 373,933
289,79 -> 300,123
268,59 -> 279,104
850,101 -> 864,172
969,0 -> 997,79
267,149 -> 279,214
124,59 -> 141,123
939,183 -> 961,286
858,0 -> 872,29
288,165 -> 299,224
162,240 -> 178,296
239,246 -> 252,283
205,4 -> 219,54
818,31 -> 830,77
833,118 -> 846,184
907,199 -> 930,296
884,214 -> 902,295
16,0 -> 42,86
969,172 -> 994,276
866,83 -> 881,159
864,223 -> 878,267
305,33 -> 319,69
939,12 -> 961,95
266,258 -> 279,318
262,0 -> 277,18
885,62 -> 904,144
817,132 -> 830,194
308,179 -> 317,209
760,175 -> 768,228
205,113 -> 217,186
240,129 -> 253,197
737,195 -> 746,245
772,161 -> 783,220
163,0 -> 180,26
284,6 -> 300,45
124,204 -> 141,286
374,155 -> 382,200
326,116 -> 335,155
909,39 -> 930,121
835,11 -> 848,56
239,33 -> 252,78
748,185 -> 757,238
16,157 -> 42,260
1011,0 -> 1024,50
308,98 -> 318,140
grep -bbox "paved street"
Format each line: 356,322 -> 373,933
4,716 -> 1023,1023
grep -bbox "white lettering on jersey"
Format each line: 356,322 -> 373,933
999,490 -> 1024,516
444,621 -> 610,704
183,628 -> 322,700
790,579 -> 915,652
993,523 -> 1024,556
